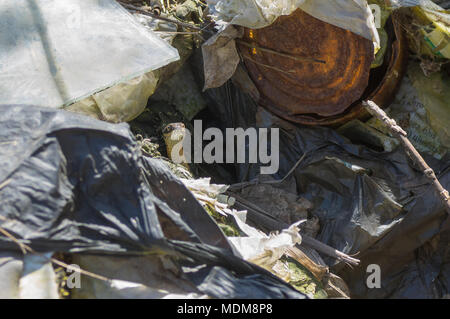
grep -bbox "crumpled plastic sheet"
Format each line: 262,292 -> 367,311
201,74 -> 450,298
65,72 -> 159,123
151,63 -> 208,121
389,0 -> 444,9
0,104 -> 306,299
0,252 -> 58,299
207,0 -> 380,49
202,0 -> 381,90
0,0 -> 179,109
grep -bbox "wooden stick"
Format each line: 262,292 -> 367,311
229,192 -> 361,266
363,100 -> 450,216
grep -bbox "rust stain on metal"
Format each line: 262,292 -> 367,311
289,12 -> 408,126
238,9 -> 374,119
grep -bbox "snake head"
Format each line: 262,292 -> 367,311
162,122 -> 186,136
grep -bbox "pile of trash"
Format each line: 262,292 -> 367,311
0,0 -> 449,299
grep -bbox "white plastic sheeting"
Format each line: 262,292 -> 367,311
0,0 -> 179,109
207,0 -> 380,49
207,0 -> 307,29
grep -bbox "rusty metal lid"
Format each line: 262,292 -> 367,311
237,9 -> 375,119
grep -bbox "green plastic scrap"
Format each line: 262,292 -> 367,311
283,257 -> 328,299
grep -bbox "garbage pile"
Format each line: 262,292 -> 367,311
0,0 -> 449,299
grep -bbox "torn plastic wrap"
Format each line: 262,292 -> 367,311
200,74 -> 449,298
180,175 -> 339,298
0,104 -> 306,299
411,5 -> 450,60
207,0 -> 380,49
0,0 -> 179,122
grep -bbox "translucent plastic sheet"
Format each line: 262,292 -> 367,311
0,0 -> 179,108
207,0 -> 380,49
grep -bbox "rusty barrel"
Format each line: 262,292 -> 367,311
237,9 -> 408,126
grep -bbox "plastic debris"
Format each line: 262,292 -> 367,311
368,62 -> 450,159
0,0 -> 179,119
200,74 -> 449,298
0,0 -> 449,301
0,104 -> 307,299
207,0 -> 380,49
0,252 -> 58,299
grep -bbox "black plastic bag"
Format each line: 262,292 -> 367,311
0,104 -> 306,299
201,77 -> 449,298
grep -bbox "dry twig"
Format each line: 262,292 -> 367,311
363,100 -> 450,216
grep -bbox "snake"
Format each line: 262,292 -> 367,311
162,122 -> 190,170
